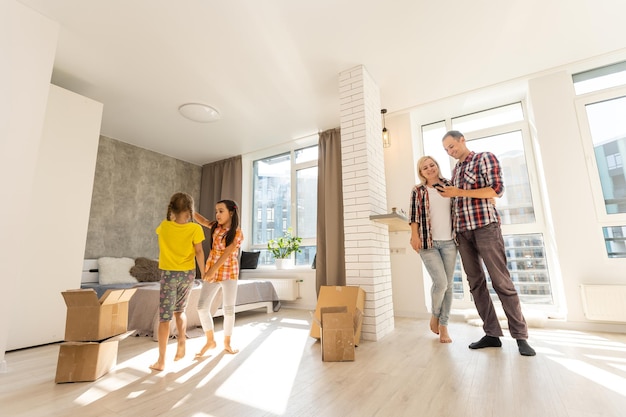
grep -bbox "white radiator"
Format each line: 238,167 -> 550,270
580,284 -> 626,322
265,279 -> 300,301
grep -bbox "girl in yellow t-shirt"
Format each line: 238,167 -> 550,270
149,192 -> 205,372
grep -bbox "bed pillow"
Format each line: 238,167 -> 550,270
130,257 -> 160,282
240,251 -> 260,269
98,257 -> 138,285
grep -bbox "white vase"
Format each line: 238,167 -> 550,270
275,258 -> 294,269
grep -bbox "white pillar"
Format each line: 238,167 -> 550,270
339,65 -> 394,341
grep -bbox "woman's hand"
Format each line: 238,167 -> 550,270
410,233 -> 422,253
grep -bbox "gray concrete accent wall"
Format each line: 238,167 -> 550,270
85,136 -> 202,259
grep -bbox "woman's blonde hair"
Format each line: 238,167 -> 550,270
416,156 -> 441,185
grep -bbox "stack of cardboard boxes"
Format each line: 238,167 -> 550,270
310,285 -> 365,362
55,288 -> 136,383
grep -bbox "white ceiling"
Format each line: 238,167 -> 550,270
18,0 -> 626,165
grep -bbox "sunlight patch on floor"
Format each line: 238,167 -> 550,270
279,317 -> 310,326
548,356 -> 626,397
609,363 -> 626,372
72,356 -> 155,405
532,329 -> 626,352
188,323 -> 267,389
72,339 -> 195,406
73,385 -> 111,405
534,329 -> 626,398
118,344 -> 162,370
584,354 -> 626,373
530,346 -> 564,356
215,325 -> 310,414
543,341 -> 626,352
584,354 -> 626,363
172,392 -> 193,410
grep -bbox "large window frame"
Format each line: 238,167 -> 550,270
417,102 -> 561,313
575,84 -> 626,259
241,135 -> 319,268
575,84 -> 626,226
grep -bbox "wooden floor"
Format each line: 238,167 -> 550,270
2,308 -> 626,417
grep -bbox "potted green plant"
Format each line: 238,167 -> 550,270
267,228 -> 302,269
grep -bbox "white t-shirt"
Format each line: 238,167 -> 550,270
427,187 -> 453,241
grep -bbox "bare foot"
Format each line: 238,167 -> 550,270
195,340 -> 217,357
439,325 -> 452,343
174,340 -> 186,361
430,316 -> 440,335
149,362 -> 164,372
224,344 -> 239,354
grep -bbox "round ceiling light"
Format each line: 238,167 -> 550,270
178,103 -> 221,123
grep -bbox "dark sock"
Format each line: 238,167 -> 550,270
517,339 -> 536,356
468,335 -> 502,349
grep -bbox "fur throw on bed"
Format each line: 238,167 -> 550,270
130,257 -> 160,282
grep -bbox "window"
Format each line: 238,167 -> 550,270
461,131 -> 535,225
603,226 -> 626,258
420,102 -> 554,306
573,60 -> 626,95
575,62 -> 626,258
580,95 -> 626,215
251,145 -> 318,266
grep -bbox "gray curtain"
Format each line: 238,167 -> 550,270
316,127 -> 346,294
198,155 -> 242,256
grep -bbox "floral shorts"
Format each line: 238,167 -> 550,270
158,269 -> 195,322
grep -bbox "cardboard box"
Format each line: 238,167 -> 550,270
310,286 -> 365,344
320,306 -> 356,362
55,332 -> 130,383
62,288 -> 136,342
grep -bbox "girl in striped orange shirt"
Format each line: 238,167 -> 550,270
194,199 -> 243,355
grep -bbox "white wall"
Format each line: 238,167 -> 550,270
7,85 -> 102,350
383,114 -> 429,319
528,71 -> 626,327
0,0 -> 58,369
1,2 -> 103,360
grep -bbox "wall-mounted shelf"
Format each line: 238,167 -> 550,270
369,212 -> 411,232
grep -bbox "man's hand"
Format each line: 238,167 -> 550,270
438,185 -> 498,199
437,185 -> 460,198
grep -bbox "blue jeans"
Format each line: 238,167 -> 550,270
419,240 -> 457,326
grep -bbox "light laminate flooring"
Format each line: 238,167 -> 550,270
1,308 -> 626,417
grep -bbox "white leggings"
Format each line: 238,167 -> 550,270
197,279 -> 238,337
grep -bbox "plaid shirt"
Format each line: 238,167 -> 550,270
207,226 -> 243,281
451,151 -> 503,232
409,179 -> 453,249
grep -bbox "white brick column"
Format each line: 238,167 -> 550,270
339,65 -> 394,341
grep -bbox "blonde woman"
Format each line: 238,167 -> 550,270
409,156 -> 456,343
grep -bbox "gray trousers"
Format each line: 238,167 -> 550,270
457,222 -> 528,340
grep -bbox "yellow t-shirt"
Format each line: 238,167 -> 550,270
156,220 -> 205,271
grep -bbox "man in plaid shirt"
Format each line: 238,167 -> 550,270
438,130 -> 536,356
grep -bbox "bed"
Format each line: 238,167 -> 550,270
81,258 -> 281,340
